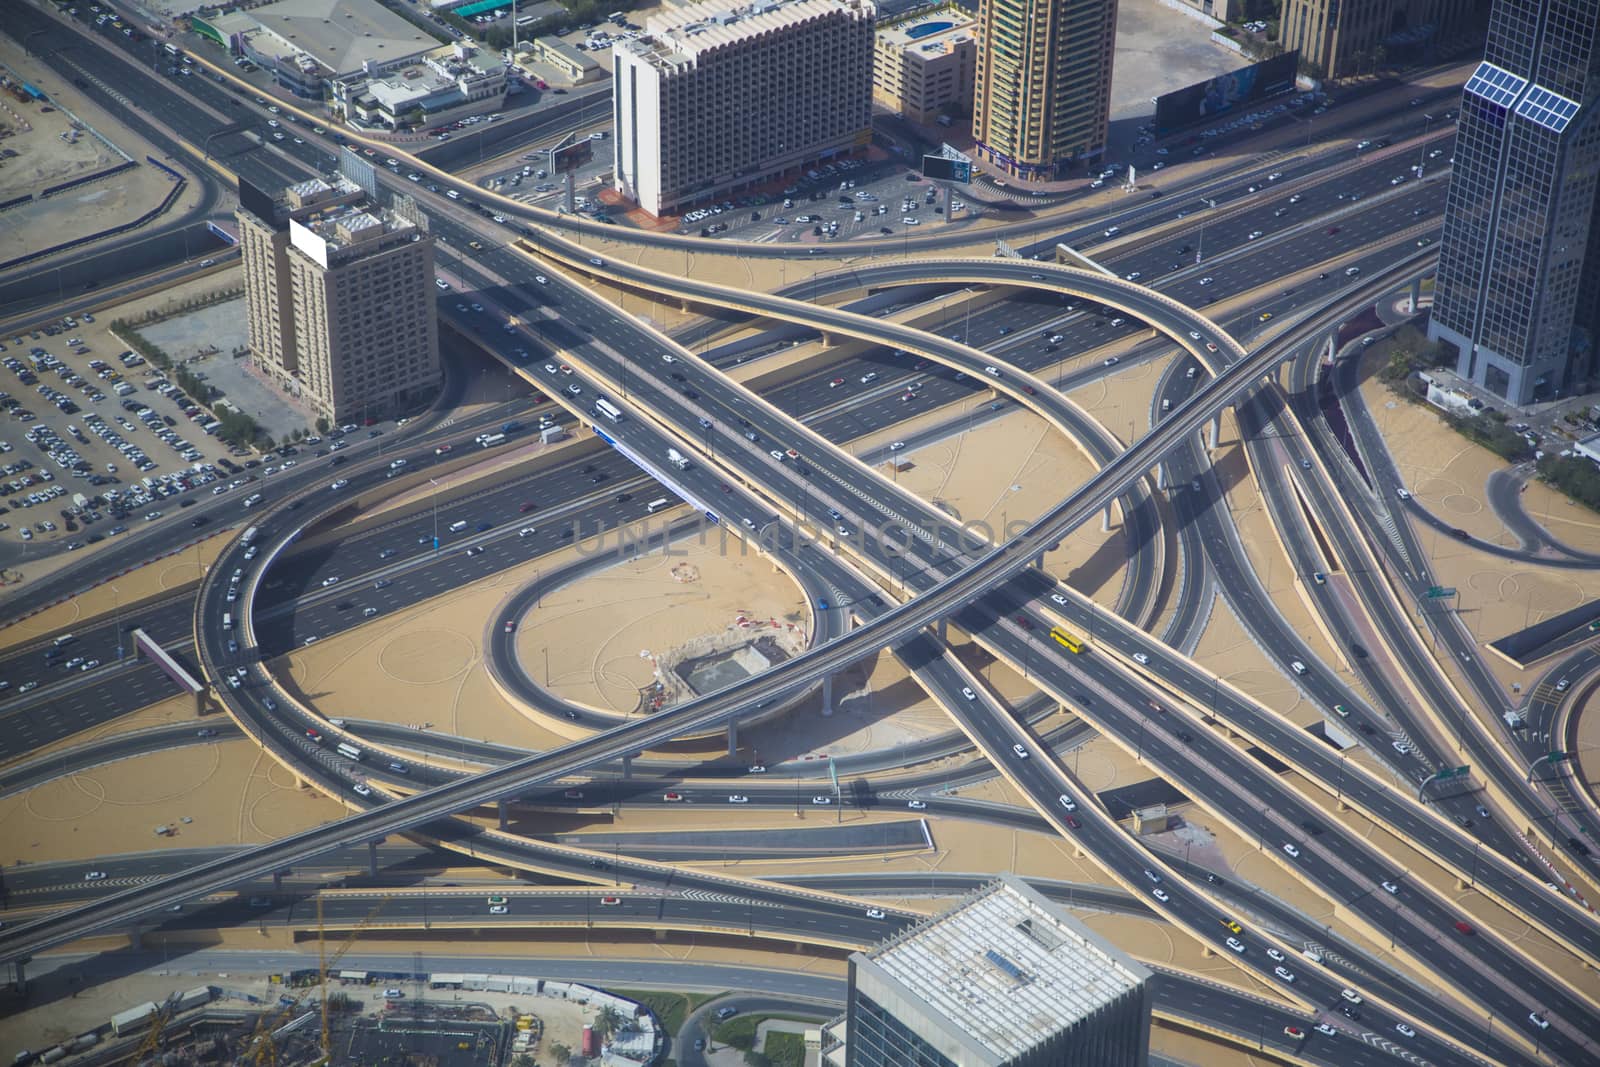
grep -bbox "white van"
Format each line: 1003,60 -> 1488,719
1290,660 -> 1308,675
449,520 -> 468,533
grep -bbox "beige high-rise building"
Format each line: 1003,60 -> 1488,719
612,0 -> 876,217
238,176 -> 440,425
1280,0 -> 1484,78
873,6 -> 977,124
971,0 -> 1116,183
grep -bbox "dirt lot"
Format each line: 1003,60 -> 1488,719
0,38 -> 201,265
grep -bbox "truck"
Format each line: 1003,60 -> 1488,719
667,448 -> 690,470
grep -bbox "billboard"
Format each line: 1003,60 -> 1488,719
1155,50 -> 1299,133
548,133 -> 595,173
921,154 -> 972,184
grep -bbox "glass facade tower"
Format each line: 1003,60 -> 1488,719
1429,0 -> 1600,405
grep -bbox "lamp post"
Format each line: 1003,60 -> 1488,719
428,477 -> 440,553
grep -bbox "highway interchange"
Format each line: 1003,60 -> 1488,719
4,5 -> 1600,1064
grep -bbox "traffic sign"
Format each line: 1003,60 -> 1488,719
1437,764 -> 1471,780
1547,751 -> 1572,763
1426,586 -> 1457,599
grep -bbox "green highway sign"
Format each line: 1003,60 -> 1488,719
1425,586 -> 1457,599
1547,751 -> 1572,763
1437,765 -> 1471,780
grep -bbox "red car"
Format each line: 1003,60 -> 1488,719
600,895 -> 621,906
1283,1026 -> 1304,1038
519,502 -> 536,513
829,377 -> 845,388
504,621 -> 516,633
1065,815 -> 1081,829
663,792 -> 683,802
305,728 -> 322,742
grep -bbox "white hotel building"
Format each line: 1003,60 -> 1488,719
611,0 -> 876,217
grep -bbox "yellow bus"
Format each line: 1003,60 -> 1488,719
1049,627 -> 1084,653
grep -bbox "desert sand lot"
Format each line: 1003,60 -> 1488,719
1356,353 -> 1600,697
0,35 -> 206,264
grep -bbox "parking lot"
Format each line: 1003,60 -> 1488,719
0,303 -> 260,554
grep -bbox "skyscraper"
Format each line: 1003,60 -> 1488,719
1279,0 -> 1483,79
831,877 -> 1152,1066
1428,0 -> 1600,405
238,175 -> 441,425
970,0 -> 1117,182
611,0 -> 876,217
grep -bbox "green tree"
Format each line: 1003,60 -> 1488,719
510,1055 -> 536,1067
551,1042 -> 573,1066
315,416 -> 330,436
593,1004 -> 627,1042
743,1053 -> 772,1067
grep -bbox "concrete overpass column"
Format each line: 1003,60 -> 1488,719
726,719 -> 738,756
272,870 -> 283,891
622,754 -> 633,779
498,801 -> 509,830
1207,415 -> 1220,451
936,618 -> 947,643
1154,465 -> 1165,490
821,675 -> 834,717
1101,506 -> 1112,534
1409,277 -> 1422,314
367,840 -> 379,878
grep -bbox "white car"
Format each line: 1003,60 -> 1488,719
489,904 -> 508,914
322,576 -> 340,587
1282,843 -> 1301,859
1050,594 -> 1067,606
1265,947 -> 1285,962
811,795 -> 832,805
960,687 -> 976,701
352,783 -> 371,796
1315,1023 -> 1338,1037
1152,888 -> 1170,903
330,479 -> 348,490
85,870 -> 107,881
1011,743 -> 1029,759
1132,652 -> 1150,665
1225,937 -> 1245,954
866,908 -> 886,919
1381,880 -> 1399,894
907,799 -> 927,810
727,794 -> 748,804
1395,1023 -> 1415,1038
1274,966 -> 1296,984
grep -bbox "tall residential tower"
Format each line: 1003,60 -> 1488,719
970,0 -> 1116,182
611,0 -> 875,217
1428,0 -> 1600,404
238,175 -> 440,424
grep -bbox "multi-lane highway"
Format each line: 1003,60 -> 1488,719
9,8 -> 1600,1062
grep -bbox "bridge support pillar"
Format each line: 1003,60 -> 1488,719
1034,552 -> 1046,569
367,840 -> 379,878
1207,415 -> 1220,451
1408,277 -> 1422,314
820,332 -> 837,349
936,617 -> 947,643
1101,506 -> 1112,534
1154,465 -> 1165,490
272,870 -> 283,891
821,675 -> 834,717
498,800 -> 509,830
726,719 -> 738,756
622,755 -> 633,779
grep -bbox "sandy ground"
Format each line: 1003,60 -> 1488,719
0,35 -> 209,264
277,527 -> 803,759
1356,355 -> 1600,697
0,730 -> 342,868
514,535 -> 807,717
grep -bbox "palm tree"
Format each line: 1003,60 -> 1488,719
593,1004 -> 627,1042
551,1042 -> 573,1066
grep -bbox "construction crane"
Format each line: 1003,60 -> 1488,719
132,996 -> 175,1062
244,893 -> 390,1065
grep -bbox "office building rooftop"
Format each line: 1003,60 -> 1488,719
627,0 -> 871,65
858,878 -> 1150,1060
245,0 -> 436,77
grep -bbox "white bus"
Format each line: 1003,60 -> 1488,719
645,497 -> 671,513
336,742 -> 364,761
594,398 -> 624,423
241,525 -> 260,544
